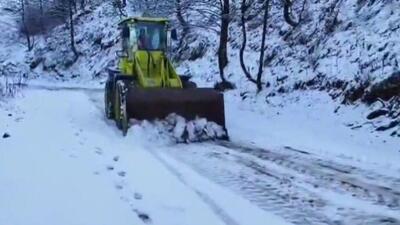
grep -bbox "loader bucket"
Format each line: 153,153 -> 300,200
125,88 -> 226,129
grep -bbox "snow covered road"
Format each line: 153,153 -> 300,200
0,88 -> 290,225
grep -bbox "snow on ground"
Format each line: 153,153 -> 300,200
180,43 -> 400,175
224,90 -> 400,174
153,90 -> 400,224
0,88 -> 291,225
161,140 -> 400,224
1,84 -> 399,225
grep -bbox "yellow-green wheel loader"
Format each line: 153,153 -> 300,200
104,17 -> 226,136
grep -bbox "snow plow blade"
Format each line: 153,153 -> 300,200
125,88 -> 226,129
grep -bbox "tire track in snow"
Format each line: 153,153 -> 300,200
147,149 -> 241,225
163,142 -> 400,225
218,141 -> 400,211
165,145 -> 334,225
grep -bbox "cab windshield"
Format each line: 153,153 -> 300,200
135,22 -> 167,51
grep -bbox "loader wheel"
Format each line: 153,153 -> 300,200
115,81 -> 129,136
182,80 -> 197,89
104,82 -> 114,119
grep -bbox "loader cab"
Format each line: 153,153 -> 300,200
116,17 -> 183,89
119,17 -> 170,55
136,22 -> 167,51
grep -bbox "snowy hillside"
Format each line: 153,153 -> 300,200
0,0 -> 395,137
178,0 -> 400,137
0,1 -> 28,96
181,0 -> 399,91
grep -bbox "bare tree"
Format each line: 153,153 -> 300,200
282,0 -> 298,27
183,0 -> 235,88
20,0 -> 34,51
68,0 -> 79,59
239,0 -> 270,92
175,0 -> 190,50
217,0 -> 230,83
38,0 -> 44,32
80,0 -> 86,9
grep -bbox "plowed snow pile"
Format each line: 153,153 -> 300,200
129,114 -> 227,143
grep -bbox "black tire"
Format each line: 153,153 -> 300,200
182,80 -> 197,89
115,81 -> 129,136
104,81 -> 114,119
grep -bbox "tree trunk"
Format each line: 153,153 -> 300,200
256,0 -> 270,91
72,0 -> 77,12
69,0 -> 79,58
39,0 -> 44,33
21,0 -> 33,51
283,0 -> 298,27
218,0 -> 230,82
239,0 -> 270,92
239,0 -> 257,84
80,0 -> 85,10
176,0 -> 189,50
